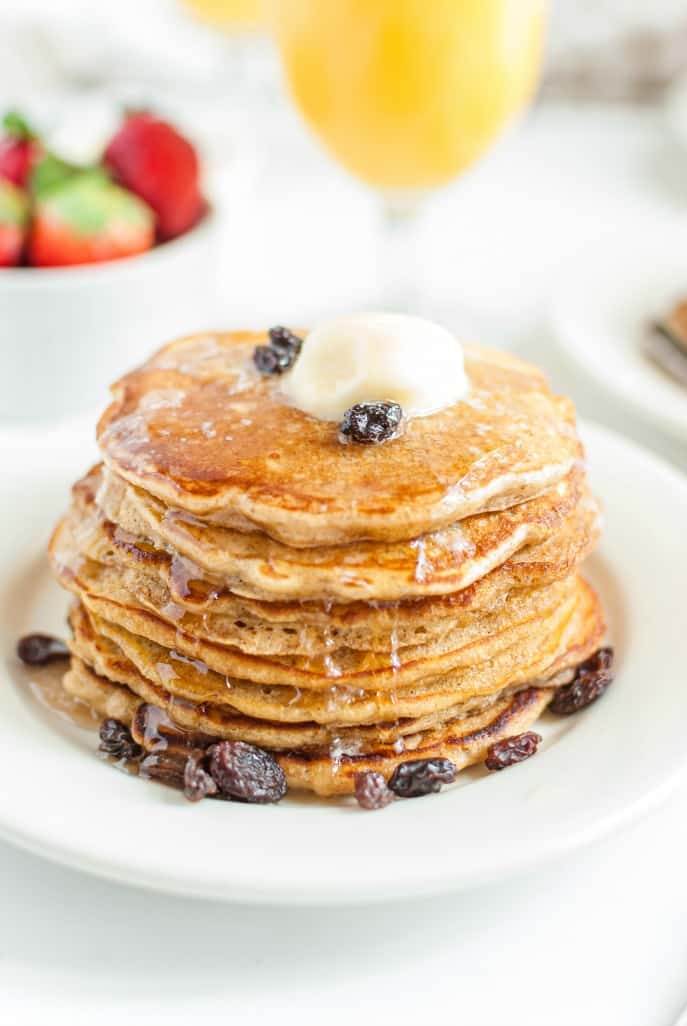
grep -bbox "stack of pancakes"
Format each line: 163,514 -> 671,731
49,332 -> 605,796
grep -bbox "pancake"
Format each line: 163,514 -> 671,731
50,470 -> 600,652
97,333 -> 582,547
63,659 -> 555,796
92,462 -> 587,602
276,687 -> 555,796
55,523 -> 573,659
66,635 -> 573,750
68,576 -> 603,726
61,567 -> 580,691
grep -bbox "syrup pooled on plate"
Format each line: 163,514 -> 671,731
16,634 -> 99,731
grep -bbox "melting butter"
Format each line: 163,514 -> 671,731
281,312 -> 469,421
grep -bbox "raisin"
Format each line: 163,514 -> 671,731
183,756 -> 217,802
485,731 -> 541,771
339,401 -> 402,444
99,719 -> 142,761
354,771 -> 395,810
253,326 -> 303,376
207,740 -> 287,804
17,633 -> 69,666
549,647 -> 615,716
388,757 -> 456,798
253,346 -> 282,375
269,325 -> 303,355
139,750 -> 187,789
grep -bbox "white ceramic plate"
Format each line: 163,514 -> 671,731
1,422 -> 686,905
552,236 -> 687,442
666,75 -> 687,157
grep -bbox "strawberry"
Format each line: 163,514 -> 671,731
0,178 -> 29,266
0,112 -> 41,188
104,113 -> 204,242
28,162 -> 154,267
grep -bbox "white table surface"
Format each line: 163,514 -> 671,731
3,102 -> 687,1026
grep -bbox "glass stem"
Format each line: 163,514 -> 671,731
379,193 -> 424,313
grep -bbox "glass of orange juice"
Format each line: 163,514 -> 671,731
270,0 -> 547,312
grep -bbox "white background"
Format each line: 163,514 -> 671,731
2,3 -> 687,1024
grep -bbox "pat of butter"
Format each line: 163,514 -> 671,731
281,312 -> 469,421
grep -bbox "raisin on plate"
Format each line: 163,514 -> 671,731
485,731 -> 541,772
388,757 -> 456,798
207,740 -> 287,804
354,771 -> 395,810
99,718 -> 142,761
549,647 -> 615,716
17,633 -> 69,666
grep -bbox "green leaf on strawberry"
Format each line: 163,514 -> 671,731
29,169 -> 155,267
46,173 -> 151,233
29,153 -> 109,199
30,154 -> 75,196
2,111 -> 37,141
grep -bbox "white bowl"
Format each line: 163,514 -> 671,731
0,212 -> 219,423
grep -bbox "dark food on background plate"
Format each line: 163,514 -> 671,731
41,326 -> 615,809
0,110 -> 205,268
655,299 -> 687,356
646,298 -> 687,388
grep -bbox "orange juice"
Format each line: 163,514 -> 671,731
182,0 -> 264,32
271,0 -> 546,189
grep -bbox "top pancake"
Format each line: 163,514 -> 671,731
97,332 -> 582,547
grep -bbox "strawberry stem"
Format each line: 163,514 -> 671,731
2,111 -> 37,141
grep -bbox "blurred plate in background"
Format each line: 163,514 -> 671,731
552,230 -> 687,442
